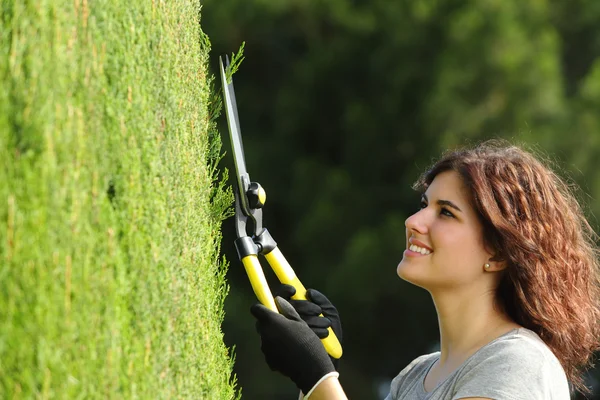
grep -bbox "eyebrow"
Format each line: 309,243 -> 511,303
421,194 -> 463,213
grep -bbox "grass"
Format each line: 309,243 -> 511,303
0,0 -> 238,398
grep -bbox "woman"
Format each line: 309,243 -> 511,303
251,141 -> 600,399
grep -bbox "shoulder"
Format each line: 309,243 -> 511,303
453,328 -> 570,400
388,352 -> 439,397
466,328 -> 563,373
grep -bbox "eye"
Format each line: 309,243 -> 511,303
419,200 -> 427,210
440,208 -> 455,218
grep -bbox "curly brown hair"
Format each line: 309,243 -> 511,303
414,140 -> 600,394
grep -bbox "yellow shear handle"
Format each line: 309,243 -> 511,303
264,247 -> 343,359
241,255 -> 277,312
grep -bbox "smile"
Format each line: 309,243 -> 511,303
408,244 -> 432,255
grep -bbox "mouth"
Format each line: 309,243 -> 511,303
407,238 -> 433,255
407,244 -> 432,255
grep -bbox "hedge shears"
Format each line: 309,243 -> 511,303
219,56 -> 342,359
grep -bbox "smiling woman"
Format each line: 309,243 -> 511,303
402,141 -> 600,394
397,170 -> 496,291
249,140 -> 600,400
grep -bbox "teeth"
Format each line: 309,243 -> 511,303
409,244 -> 432,255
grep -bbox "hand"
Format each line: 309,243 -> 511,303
251,296 -> 336,394
277,284 -> 343,368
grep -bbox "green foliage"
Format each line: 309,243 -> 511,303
0,0 -> 237,398
202,0 -> 600,398
225,42 -> 246,84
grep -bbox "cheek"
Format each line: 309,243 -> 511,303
434,229 -> 487,269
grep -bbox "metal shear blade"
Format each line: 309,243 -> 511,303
219,56 -> 262,237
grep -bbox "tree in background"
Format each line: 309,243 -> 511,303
202,0 -> 600,398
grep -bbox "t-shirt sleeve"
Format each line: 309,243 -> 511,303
451,338 -> 563,400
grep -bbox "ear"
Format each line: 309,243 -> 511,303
487,255 -> 507,271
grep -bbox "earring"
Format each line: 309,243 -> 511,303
484,263 -> 491,270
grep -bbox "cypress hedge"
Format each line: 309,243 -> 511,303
0,0 -> 238,398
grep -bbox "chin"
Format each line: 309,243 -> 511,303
396,259 -> 431,290
397,258 -> 417,281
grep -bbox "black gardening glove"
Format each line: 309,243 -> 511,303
277,284 -> 343,369
251,297 -> 336,394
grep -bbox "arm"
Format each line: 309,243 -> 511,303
308,376 -> 348,400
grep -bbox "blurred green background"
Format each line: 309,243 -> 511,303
201,0 -> 600,398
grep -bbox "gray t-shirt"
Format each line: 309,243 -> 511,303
385,328 -> 570,400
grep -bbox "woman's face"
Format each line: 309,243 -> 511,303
397,170 -> 492,291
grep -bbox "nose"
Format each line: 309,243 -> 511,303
405,209 -> 429,235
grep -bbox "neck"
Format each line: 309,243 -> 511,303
430,286 -> 518,368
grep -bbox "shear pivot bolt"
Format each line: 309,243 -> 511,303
247,182 -> 266,209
